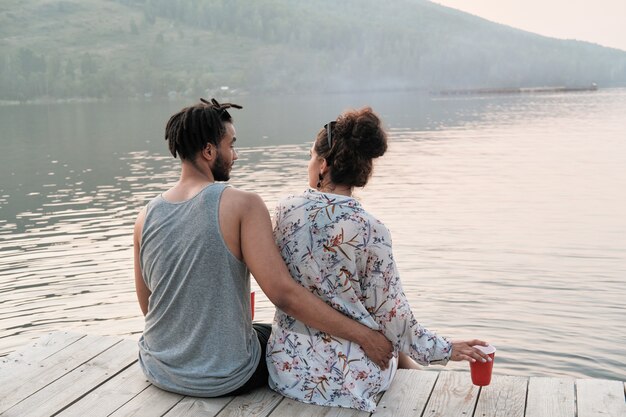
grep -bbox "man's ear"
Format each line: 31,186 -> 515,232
202,143 -> 215,161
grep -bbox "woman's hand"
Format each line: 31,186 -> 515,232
450,339 -> 492,363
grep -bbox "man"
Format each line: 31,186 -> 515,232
133,99 -> 393,397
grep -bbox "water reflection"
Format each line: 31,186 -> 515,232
1,90 -> 625,381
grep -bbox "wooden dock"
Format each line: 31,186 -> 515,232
1,332 -> 624,417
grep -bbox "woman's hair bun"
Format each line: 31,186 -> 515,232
337,107 -> 387,160
315,106 -> 388,188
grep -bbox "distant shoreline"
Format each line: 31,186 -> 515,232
435,84 -> 599,96
2,84 -> 618,106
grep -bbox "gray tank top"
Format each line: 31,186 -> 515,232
137,183 -> 259,397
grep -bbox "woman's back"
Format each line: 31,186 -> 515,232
267,189 -> 397,411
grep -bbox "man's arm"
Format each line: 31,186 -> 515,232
133,207 -> 150,316
239,192 -> 393,368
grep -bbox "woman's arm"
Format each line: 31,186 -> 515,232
359,220 -> 489,365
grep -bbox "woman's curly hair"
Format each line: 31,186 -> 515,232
314,107 -> 388,187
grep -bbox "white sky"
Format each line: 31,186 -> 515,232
432,0 -> 626,51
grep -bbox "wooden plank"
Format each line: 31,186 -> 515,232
324,405 -> 374,417
526,376 -> 575,417
374,369 -> 438,417
270,397 -> 370,417
0,334 -> 121,414
576,378 -> 626,417
163,396 -> 235,417
420,370 -> 479,417
108,385 -> 184,417
473,375 -> 527,417
1,331 -> 84,361
0,331 -> 84,378
2,339 -> 138,417
57,362 -> 152,417
213,386 -> 283,417
256,397 -> 329,417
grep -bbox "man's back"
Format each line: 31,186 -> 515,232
137,183 -> 260,397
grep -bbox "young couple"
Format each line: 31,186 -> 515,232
133,99 -> 490,412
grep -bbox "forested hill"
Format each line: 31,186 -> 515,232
2,0 -> 626,101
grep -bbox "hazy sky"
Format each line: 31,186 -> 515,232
433,0 -> 626,51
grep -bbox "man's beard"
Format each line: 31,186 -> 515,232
212,151 -> 231,181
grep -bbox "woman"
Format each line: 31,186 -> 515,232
266,107 -> 490,411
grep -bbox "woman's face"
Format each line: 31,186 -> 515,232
308,143 -> 323,189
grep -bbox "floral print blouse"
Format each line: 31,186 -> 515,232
267,189 -> 452,412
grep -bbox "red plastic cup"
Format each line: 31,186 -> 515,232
250,291 -> 255,320
470,344 -> 496,386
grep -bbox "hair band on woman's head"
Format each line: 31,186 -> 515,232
324,121 -> 336,149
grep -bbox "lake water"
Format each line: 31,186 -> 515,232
1,89 -> 625,382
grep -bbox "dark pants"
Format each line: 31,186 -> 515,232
226,323 -> 272,396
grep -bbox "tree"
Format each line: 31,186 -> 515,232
143,8 -> 156,25
80,53 -> 98,76
17,48 -> 46,78
65,59 -> 76,81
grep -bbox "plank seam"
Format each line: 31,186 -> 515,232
49,359 -> 139,417
103,383 -> 154,417
573,380 -> 579,417
418,370 -> 441,417
239,391 -> 285,417
470,386 -> 482,417
159,396 -> 185,417
523,377 -> 530,417
200,395 -> 237,417
2,339 -> 125,416
371,389 -> 385,417
41,333 -> 88,361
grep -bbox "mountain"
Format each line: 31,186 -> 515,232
1,0 -> 625,100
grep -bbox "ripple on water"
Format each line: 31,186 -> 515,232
2,93 -> 626,382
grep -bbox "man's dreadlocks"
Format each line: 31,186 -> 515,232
165,98 -> 242,160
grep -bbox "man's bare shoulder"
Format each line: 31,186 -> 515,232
222,186 -> 267,212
